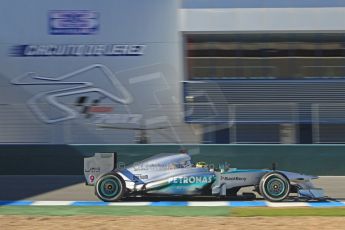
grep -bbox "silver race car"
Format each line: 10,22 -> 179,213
84,152 -> 325,202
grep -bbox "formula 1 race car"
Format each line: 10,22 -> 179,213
84,152 -> 325,202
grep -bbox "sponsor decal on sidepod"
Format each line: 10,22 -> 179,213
221,176 -> 247,181
169,176 -> 214,184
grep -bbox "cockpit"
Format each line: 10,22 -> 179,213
127,153 -> 192,171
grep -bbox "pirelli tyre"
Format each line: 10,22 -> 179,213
95,173 -> 125,202
259,172 -> 290,202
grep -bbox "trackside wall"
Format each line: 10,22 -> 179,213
0,144 -> 344,175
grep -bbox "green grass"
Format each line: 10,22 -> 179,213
1,206 -> 345,217
0,206 -> 230,216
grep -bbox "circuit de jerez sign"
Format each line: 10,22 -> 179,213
9,44 -> 146,57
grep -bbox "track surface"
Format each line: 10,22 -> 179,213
0,176 -> 344,201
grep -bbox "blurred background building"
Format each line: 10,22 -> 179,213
1,0 -> 345,144
182,0 -> 345,144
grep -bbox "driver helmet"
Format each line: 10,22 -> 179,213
195,161 -> 208,168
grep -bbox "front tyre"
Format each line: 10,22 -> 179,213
259,172 -> 290,202
95,173 -> 125,202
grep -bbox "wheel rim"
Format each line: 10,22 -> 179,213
98,177 -> 121,199
265,177 -> 286,198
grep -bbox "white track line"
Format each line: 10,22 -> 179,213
108,202 -> 152,206
266,202 -> 310,207
31,201 -> 74,206
188,201 -> 229,206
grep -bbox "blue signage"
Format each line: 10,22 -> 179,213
49,10 -> 99,35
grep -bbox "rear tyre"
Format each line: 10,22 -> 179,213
95,173 -> 125,202
259,172 -> 290,202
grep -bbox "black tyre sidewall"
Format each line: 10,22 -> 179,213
259,172 -> 290,202
95,173 -> 125,202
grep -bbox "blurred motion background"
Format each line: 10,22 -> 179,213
1,0 -> 345,176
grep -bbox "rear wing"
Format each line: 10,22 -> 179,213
84,152 -> 117,185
